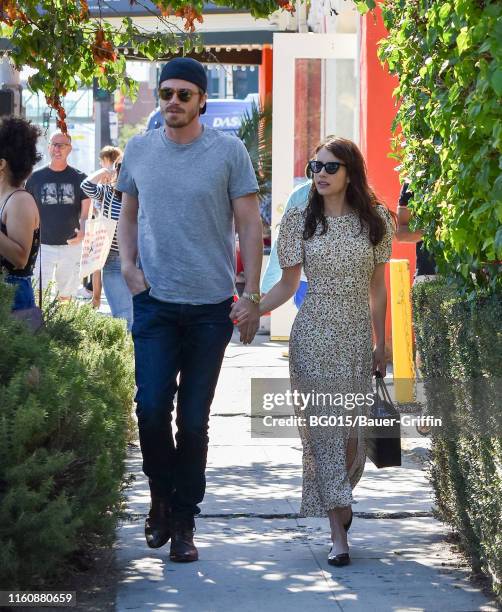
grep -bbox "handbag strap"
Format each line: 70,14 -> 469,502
375,371 -> 393,404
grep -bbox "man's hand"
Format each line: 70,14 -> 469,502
230,298 -> 260,345
122,264 -> 149,296
67,228 -> 84,245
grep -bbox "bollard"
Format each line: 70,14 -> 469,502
390,259 -> 415,402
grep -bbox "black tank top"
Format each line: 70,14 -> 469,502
0,189 -> 40,278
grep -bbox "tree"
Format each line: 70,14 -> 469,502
0,0 -> 294,130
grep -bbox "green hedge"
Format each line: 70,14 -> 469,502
0,281 -> 135,588
413,280 -> 501,596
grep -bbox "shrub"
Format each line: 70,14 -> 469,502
413,280 -> 501,596
0,280 -> 135,588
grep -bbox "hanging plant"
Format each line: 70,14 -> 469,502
0,0 -> 293,132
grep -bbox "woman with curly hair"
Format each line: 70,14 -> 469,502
0,117 -> 42,311
236,136 -> 395,567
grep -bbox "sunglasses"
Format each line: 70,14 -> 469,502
308,160 -> 346,174
158,87 -> 200,103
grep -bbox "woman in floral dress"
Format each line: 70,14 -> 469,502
238,137 -> 394,566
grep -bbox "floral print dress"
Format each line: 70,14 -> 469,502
277,205 -> 394,516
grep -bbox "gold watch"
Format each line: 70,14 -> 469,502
242,291 -> 261,304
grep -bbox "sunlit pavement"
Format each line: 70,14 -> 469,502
115,331 -> 498,612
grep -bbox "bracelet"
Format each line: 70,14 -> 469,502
242,291 -> 260,304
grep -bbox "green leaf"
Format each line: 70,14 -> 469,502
457,27 -> 471,53
490,68 -> 502,96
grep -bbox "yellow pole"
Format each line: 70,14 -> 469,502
390,259 -> 415,402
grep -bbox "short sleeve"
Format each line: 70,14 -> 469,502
228,138 -> 259,200
116,139 -> 139,197
277,208 -> 304,268
374,205 -> 395,265
78,172 -> 88,202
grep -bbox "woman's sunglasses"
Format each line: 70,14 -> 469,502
308,160 -> 346,174
158,87 -> 199,103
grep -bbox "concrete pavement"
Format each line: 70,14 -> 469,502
115,332 -> 498,612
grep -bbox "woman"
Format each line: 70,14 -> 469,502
80,159 -> 133,330
87,146 -> 123,308
238,137 -> 394,566
0,117 -> 41,311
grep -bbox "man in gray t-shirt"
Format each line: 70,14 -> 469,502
117,58 -> 262,563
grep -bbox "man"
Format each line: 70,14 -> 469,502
26,131 -> 90,300
117,57 -> 262,563
395,182 -> 436,283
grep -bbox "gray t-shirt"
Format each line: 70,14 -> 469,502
117,126 -> 258,304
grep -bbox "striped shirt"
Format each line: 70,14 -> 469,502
80,179 -> 121,252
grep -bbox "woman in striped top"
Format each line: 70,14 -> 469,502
81,160 -> 133,330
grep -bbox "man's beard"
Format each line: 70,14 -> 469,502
163,106 -> 199,128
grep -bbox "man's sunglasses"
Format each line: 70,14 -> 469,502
158,87 -> 200,103
308,160 -> 346,174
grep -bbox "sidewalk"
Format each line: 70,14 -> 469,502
115,332 -> 498,612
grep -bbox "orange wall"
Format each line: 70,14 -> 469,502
359,6 -> 416,350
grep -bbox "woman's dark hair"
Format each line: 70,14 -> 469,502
303,136 -> 394,245
0,117 -> 42,187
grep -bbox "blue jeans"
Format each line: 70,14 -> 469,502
6,275 -> 35,311
102,251 -> 133,331
132,292 -> 234,517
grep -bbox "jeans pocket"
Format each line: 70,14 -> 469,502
132,288 -> 150,299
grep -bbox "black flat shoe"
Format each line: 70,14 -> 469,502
344,509 -> 353,532
328,549 -> 351,567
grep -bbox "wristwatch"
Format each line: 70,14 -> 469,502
242,291 -> 261,305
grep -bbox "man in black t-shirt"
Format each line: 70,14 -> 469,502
396,183 -> 436,283
26,131 -> 90,299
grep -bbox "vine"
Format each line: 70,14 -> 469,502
0,0 -> 294,131
376,0 -> 502,295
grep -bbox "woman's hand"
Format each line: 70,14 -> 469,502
372,345 -> 386,377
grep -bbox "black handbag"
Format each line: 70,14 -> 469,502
365,372 -> 402,468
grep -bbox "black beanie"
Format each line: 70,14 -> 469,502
159,58 -> 207,115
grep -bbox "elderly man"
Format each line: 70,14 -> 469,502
26,131 -> 90,299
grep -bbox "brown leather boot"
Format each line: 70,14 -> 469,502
169,514 -> 198,562
145,493 -> 171,549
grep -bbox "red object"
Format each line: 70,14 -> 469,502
259,45 -> 273,108
236,245 -> 244,275
359,7 -> 415,349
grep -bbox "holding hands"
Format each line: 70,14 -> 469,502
230,292 -> 260,345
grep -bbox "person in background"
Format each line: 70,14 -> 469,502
261,179 -> 311,303
261,168 -> 312,356
26,131 -> 90,300
395,182 -> 436,283
89,146 -> 123,309
0,117 -> 41,311
80,157 -> 132,330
